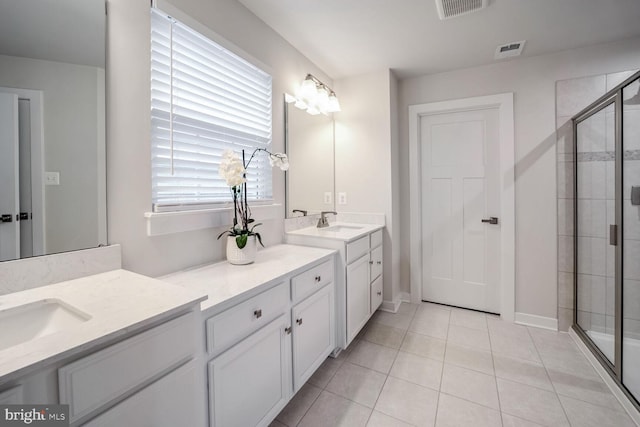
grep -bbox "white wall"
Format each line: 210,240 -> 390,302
0,54 -> 103,254
334,70 -> 401,307
107,0 -> 332,276
399,36 -> 640,319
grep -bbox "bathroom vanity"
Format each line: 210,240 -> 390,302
286,222 -> 384,349
163,244 -> 337,427
0,269 -> 206,426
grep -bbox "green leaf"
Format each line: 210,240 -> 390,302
216,230 -> 230,240
236,234 -> 248,249
250,223 -> 262,233
255,232 -> 264,247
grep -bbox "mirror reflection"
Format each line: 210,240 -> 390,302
0,0 -> 106,262
285,101 -> 335,217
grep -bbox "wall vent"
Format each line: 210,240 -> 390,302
494,40 -> 526,59
435,0 -> 489,20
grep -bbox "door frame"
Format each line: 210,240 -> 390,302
409,93 -> 515,322
0,87 -> 46,256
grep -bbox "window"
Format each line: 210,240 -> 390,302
150,8 -> 272,212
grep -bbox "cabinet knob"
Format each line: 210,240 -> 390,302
369,260 -> 374,265
315,275 -> 321,282
377,291 -> 382,296
285,326 -> 292,335
254,309 -> 262,319
296,318 -> 303,326
377,261 -> 382,265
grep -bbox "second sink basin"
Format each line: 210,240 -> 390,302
0,299 -> 91,351
322,225 -> 364,232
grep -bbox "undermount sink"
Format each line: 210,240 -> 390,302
0,299 -> 91,351
322,225 -> 364,232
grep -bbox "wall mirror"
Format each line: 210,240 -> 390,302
0,0 -> 106,262
285,99 -> 335,217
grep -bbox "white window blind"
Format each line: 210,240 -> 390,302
150,8 -> 273,212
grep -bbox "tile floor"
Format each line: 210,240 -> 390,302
271,302 -> 638,427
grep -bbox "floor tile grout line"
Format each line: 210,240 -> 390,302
291,386 -> 323,427
525,326 -> 573,426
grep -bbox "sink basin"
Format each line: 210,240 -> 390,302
0,299 -> 91,351
322,225 -> 364,232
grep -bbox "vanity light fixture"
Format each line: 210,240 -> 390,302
287,74 -> 341,115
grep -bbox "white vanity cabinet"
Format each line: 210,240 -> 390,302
180,248 -> 336,427
59,312 -> 200,426
0,308 -> 202,427
345,229 -> 383,344
286,224 -> 384,350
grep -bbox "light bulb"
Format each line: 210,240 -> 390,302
327,94 -> 341,112
300,78 -> 318,101
316,86 -> 329,112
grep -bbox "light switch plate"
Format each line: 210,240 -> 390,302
338,192 -> 347,205
45,172 -> 60,186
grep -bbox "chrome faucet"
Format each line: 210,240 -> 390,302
317,211 -> 337,228
292,209 -> 308,217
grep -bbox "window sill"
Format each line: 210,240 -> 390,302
144,204 -> 282,237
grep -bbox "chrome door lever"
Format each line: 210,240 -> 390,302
481,217 -> 499,225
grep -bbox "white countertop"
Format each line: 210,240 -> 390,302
285,222 -> 383,242
162,244 -> 337,312
0,269 -> 206,383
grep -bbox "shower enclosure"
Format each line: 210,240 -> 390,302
573,70 -> 640,408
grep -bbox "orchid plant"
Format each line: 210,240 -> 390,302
217,148 -> 289,249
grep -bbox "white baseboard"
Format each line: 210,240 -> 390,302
514,312 -> 558,331
380,294 -> 403,313
569,327 -> 640,426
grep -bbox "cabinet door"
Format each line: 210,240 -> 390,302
346,254 -> 370,345
209,315 -> 291,427
292,284 -> 335,391
370,245 -> 383,281
371,275 -> 383,312
83,361 -> 200,427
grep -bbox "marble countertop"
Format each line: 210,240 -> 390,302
162,244 -> 337,312
0,269 -> 206,383
285,222 -> 383,242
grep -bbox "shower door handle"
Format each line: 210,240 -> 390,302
610,224 -> 618,246
481,217 -> 499,225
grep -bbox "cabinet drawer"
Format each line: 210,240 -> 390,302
370,229 -> 383,248
346,236 -> 369,264
59,312 -> 195,423
371,276 -> 383,313
206,282 -> 289,355
291,259 -> 334,303
370,245 -> 383,281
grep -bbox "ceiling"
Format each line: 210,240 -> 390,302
0,0 -> 105,68
237,0 -> 640,79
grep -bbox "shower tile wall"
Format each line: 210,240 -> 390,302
556,70 -> 637,332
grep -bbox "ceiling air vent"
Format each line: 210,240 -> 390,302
435,0 -> 489,20
494,40 -> 526,59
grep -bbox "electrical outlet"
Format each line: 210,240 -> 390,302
338,192 -> 347,205
324,192 -> 332,204
45,172 -> 60,186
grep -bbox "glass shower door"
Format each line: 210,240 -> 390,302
575,101 -> 617,364
622,76 -> 640,401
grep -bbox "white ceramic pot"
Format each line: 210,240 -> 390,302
226,235 -> 257,265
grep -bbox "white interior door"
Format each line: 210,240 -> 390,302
421,108 -> 501,313
0,92 -> 20,261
